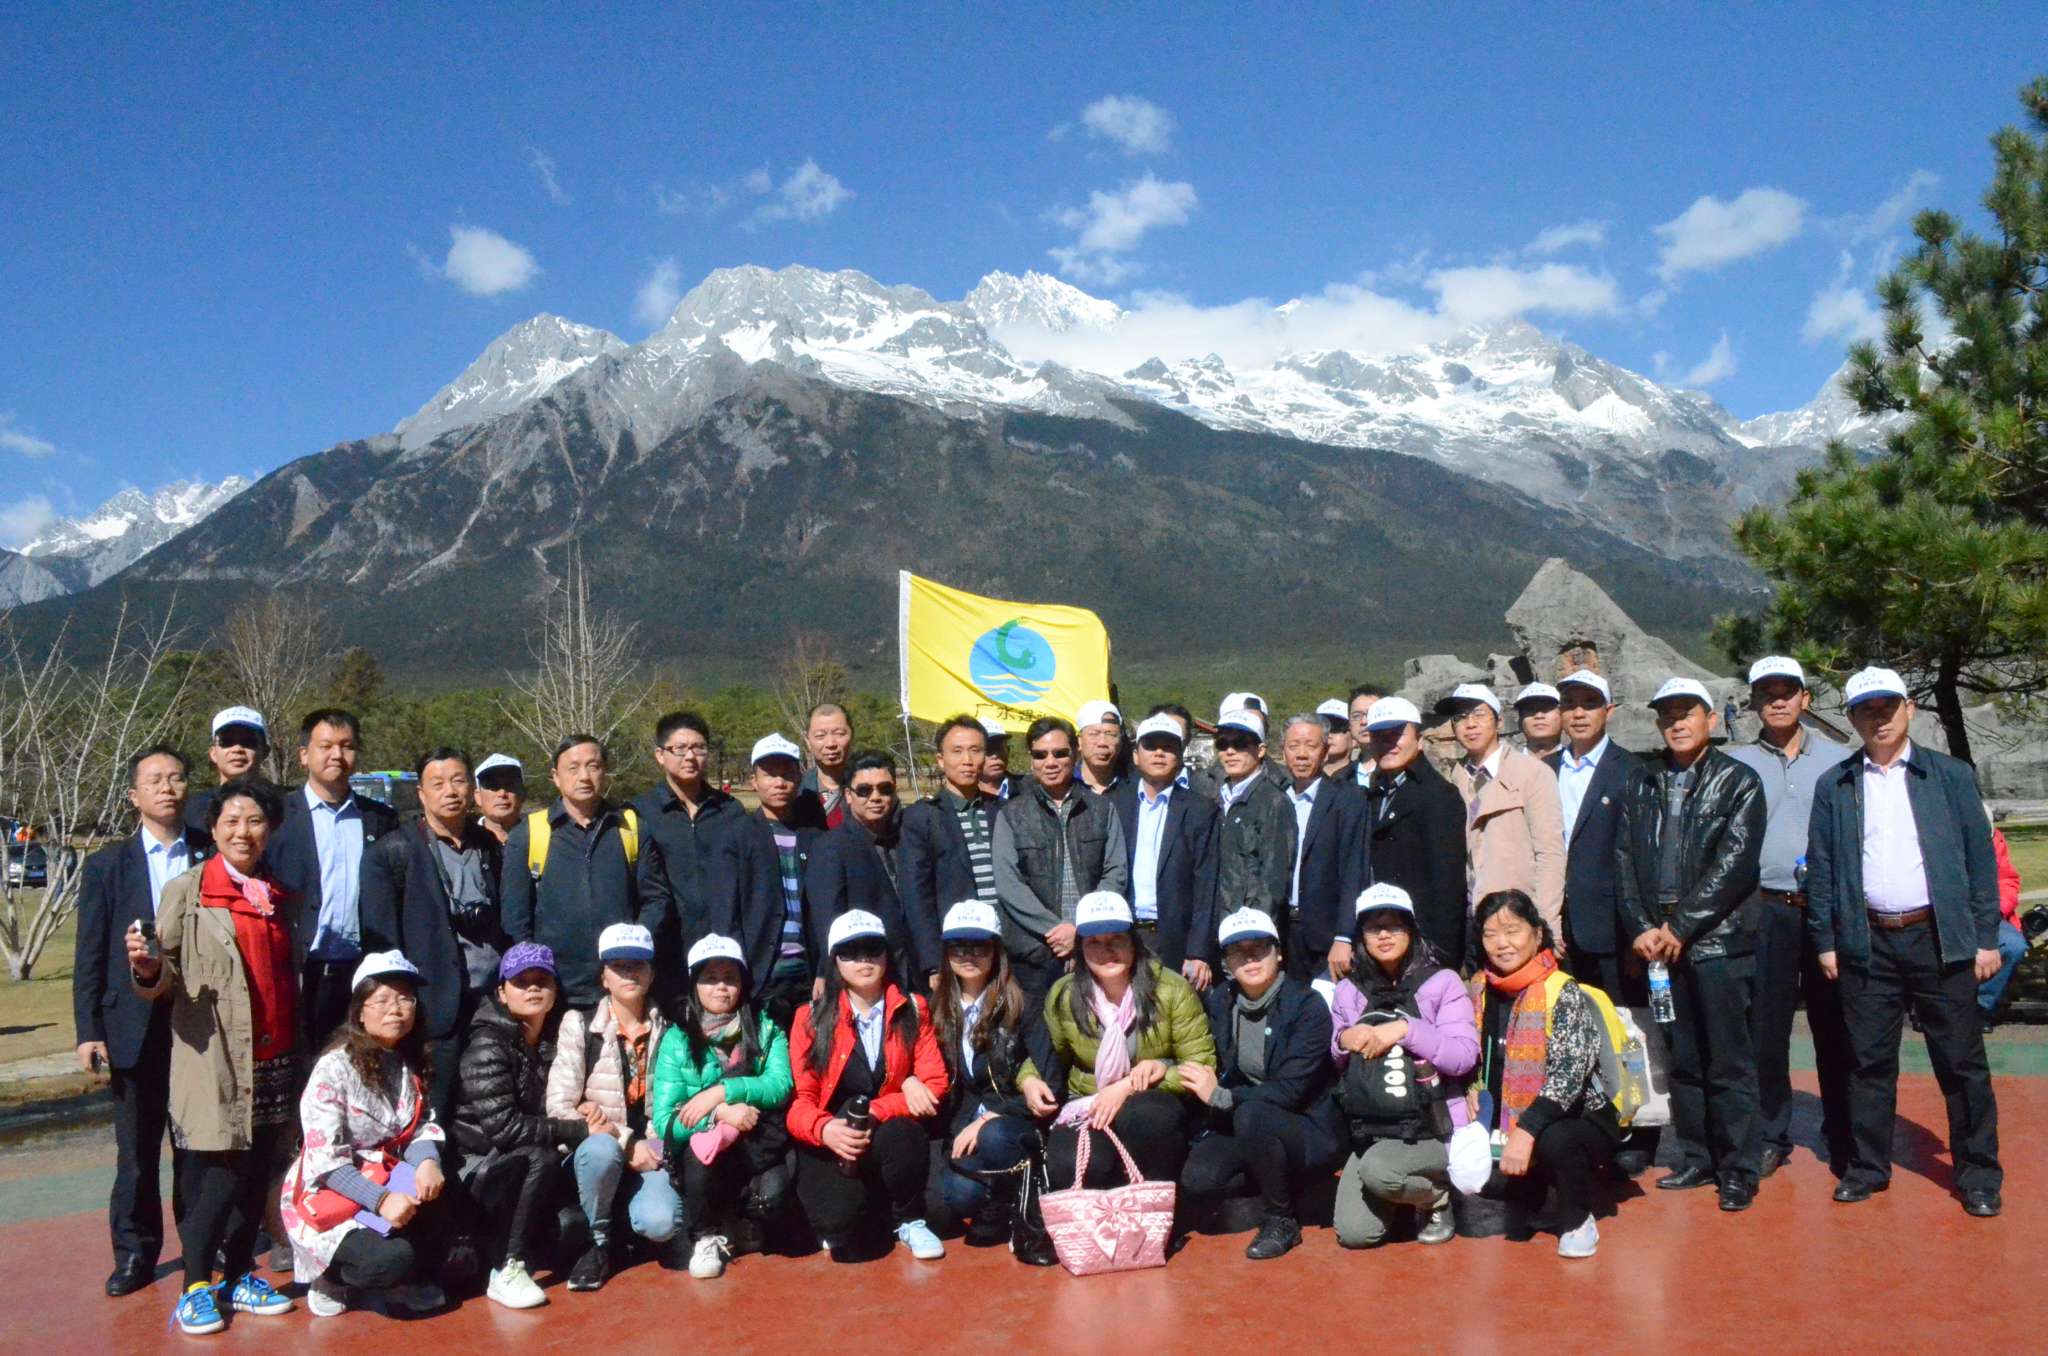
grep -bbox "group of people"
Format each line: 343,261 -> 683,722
69,658 -> 2017,1330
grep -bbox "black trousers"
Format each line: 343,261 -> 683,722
1010,951 -> 1065,1005
1486,1116 -> 1613,1227
423,989 -> 483,1135
108,1014 -> 181,1267
755,962 -> 813,1033
1045,1090 -> 1191,1189
299,958 -> 357,1066
679,1119 -> 791,1238
794,1117 -> 930,1237
326,1201 -> 449,1290
1753,899 -> 1853,1166
1838,920 -> 2001,1192
1181,1100 -> 1343,1215
1666,954 -> 1761,1187
466,1144 -> 560,1266
178,1123 -> 290,1287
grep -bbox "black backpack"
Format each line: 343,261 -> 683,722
1337,1007 -> 1450,1146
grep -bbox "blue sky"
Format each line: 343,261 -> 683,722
0,3 -> 2033,541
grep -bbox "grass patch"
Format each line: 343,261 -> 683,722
2002,822 -> 2046,896
0,903 -> 81,1067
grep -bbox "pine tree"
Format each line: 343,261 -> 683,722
1726,76 -> 2048,763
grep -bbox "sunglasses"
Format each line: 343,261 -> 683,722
1136,736 -> 1183,753
215,731 -> 266,750
1215,735 -> 1260,753
848,782 -> 896,799
1029,747 -> 1075,761
837,940 -> 888,961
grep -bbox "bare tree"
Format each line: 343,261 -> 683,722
221,591 -> 336,780
500,547 -> 648,753
772,631 -> 850,748
0,599 -> 195,980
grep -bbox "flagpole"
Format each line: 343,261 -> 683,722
897,570 -> 922,797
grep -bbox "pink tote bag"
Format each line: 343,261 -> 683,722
1038,1125 -> 1176,1276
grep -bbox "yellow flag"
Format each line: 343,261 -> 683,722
898,571 -> 1112,732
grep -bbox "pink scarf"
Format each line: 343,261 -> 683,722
1054,981 -> 1138,1128
688,1039 -> 752,1164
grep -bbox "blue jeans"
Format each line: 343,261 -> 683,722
571,1133 -> 682,1242
936,1114 -> 1039,1216
1978,920 -> 2027,1016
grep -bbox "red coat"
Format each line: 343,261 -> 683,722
785,985 -> 948,1147
1992,827 -> 2021,927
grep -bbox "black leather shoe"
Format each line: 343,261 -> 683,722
1718,1183 -> 1755,1212
1758,1147 -> 1788,1179
1833,1178 -> 1885,1204
1961,1189 -> 2002,1218
1245,1215 -> 1302,1261
566,1238 -> 612,1291
1656,1166 -> 1715,1191
104,1257 -> 153,1297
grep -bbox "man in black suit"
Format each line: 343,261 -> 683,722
73,745 -> 210,1296
803,751 -> 923,985
1544,670 -> 1646,996
183,705 -> 268,834
264,708 -> 398,1058
359,746 -> 505,1127
1113,713 -> 1221,989
1277,713 -> 1370,981
742,734 -> 825,1025
1357,697 -> 1468,967
897,716 -> 994,987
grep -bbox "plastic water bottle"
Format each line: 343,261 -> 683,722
1647,961 -> 1676,1025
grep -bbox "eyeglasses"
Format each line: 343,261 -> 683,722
848,782 -> 896,799
1359,920 -> 1409,936
1029,747 -> 1075,761
1214,736 -> 1259,753
1136,737 -> 1183,753
837,940 -> 888,961
659,743 -> 708,758
362,992 -> 419,1012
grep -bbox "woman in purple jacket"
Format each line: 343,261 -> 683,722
1328,884 -> 1478,1247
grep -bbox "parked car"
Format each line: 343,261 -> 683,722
6,843 -> 48,888
349,771 -> 419,819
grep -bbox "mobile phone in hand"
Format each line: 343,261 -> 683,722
135,919 -> 158,958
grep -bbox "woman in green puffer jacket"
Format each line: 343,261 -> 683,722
649,935 -> 794,1280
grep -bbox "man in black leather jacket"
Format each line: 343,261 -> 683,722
1616,679 -> 1766,1211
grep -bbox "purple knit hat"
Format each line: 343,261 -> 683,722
498,941 -> 557,982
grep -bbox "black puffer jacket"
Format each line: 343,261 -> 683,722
451,997 -> 588,1159
1216,772 -> 1296,920
939,998 -> 1059,1132
1614,748 -> 1766,962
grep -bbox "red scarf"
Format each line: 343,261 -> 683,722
1483,948 -> 1560,1133
198,854 -> 296,1060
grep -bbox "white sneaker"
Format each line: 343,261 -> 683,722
895,1218 -> 946,1261
688,1235 -> 730,1280
306,1278 -> 349,1319
487,1259 -> 548,1309
1557,1214 -> 1600,1259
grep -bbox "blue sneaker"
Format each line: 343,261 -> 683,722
226,1271 -> 294,1316
895,1218 -> 945,1261
173,1284 -> 226,1335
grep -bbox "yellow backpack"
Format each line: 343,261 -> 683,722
1538,970 -> 1648,1129
526,806 -> 639,880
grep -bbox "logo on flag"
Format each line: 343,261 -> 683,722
969,620 -> 1056,703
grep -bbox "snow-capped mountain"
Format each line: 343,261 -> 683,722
16,476 -> 252,592
964,270 -> 1125,332
0,549 -> 66,608
1739,358 -> 1900,448
396,314 -> 628,449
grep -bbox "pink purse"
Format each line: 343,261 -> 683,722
1038,1126 -> 1176,1276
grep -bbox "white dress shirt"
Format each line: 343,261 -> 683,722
1861,743 -> 1930,914
1286,778 -> 1320,911
141,827 -> 194,915
1131,782 -> 1174,922
1555,737 -> 1609,842
853,996 -> 887,1068
306,784 -> 367,961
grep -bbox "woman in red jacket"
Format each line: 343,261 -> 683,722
787,910 -> 950,1262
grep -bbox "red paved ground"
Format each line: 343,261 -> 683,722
6,1071 -> 2044,1356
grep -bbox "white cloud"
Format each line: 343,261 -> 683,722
1674,331 -> 1738,387
1849,169 -> 1938,243
426,225 -> 540,297
742,166 -> 773,195
0,413 -> 57,459
1524,219 -> 1609,256
653,181 -> 729,216
633,258 -> 683,330
527,147 -> 570,205
1047,174 -> 1197,282
0,495 -> 55,548
1074,95 -> 1175,156
1803,251 -> 1884,345
746,159 -> 852,226
1653,187 -> 1807,281
1426,263 -> 1621,323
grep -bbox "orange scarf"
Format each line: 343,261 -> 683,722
1484,947 -> 1558,995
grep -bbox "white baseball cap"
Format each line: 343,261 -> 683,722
1220,691 -> 1267,715
597,922 -> 656,962
1649,677 -> 1715,710
475,752 -> 524,780
1514,682 -> 1561,708
211,706 -> 267,738
750,733 -> 802,766
1442,683 -> 1502,717
1364,696 -> 1423,731
1556,669 -> 1612,703
827,910 -> 889,953
687,933 -> 747,973
979,717 -> 1011,741
1316,698 -> 1350,723
1076,699 -> 1122,729
1748,655 -> 1807,688
1217,907 -> 1280,950
1133,713 -> 1186,745
1216,707 -> 1267,740
1844,666 -> 1909,708
1353,883 -> 1416,919
941,900 -> 1002,942
1074,890 -> 1135,937
351,949 -> 420,993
